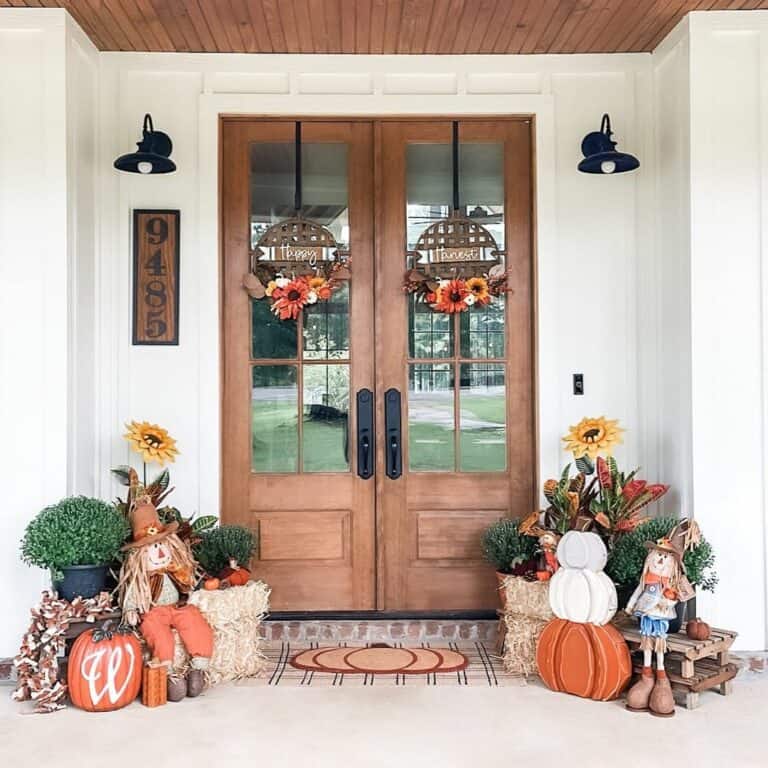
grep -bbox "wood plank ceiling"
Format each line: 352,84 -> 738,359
3,1 -> 768,53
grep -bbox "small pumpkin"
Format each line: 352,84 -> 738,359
203,578 -> 220,590
68,622 -> 142,712
220,558 -> 250,586
686,618 -> 711,641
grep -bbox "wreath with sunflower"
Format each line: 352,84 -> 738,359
402,212 -> 509,314
403,267 -> 508,314
243,216 -> 351,321
249,261 -> 350,321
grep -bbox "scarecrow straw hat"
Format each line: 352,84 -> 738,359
121,496 -> 178,550
644,518 -> 701,565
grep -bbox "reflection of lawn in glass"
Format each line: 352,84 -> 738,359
252,395 -> 505,474
252,402 -> 348,473
408,393 -> 506,472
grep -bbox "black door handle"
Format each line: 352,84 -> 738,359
385,388 -> 402,479
356,388 -> 374,479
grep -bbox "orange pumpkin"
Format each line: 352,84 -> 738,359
220,566 -> 250,586
686,618 -> 711,641
203,578 -> 220,590
68,623 -> 142,712
536,618 -> 631,701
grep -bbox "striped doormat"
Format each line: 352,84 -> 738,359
238,642 -> 524,687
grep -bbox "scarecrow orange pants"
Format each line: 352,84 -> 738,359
140,604 -> 214,663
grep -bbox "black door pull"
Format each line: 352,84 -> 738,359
356,388 -> 374,479
385,388 -> 402,479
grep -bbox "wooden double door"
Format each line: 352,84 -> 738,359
222,118 -> 534,612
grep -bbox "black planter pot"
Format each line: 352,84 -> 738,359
53,564 -> 110,602
668,599 -> 687,634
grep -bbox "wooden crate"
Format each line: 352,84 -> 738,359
142,665 -> 167,707
615,615 -> 738,709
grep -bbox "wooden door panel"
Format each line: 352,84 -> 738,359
377,120 -> 536,610
222,119 -> 376,610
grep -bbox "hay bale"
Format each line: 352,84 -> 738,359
172,581 -> 271,685
502,576 -> 553,621
500,577 -> 553,677
502,614 -> 550,677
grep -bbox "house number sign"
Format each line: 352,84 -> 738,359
132,209 -> 180,345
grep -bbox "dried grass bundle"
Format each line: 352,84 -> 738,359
502,575 -> 553,620
172,581 -> 271,685
500,576 -> 553,678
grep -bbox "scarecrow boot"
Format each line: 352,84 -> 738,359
625,667 -> 655,712
649,670 -> 675,717
186,657 -> 209,698
167,674 -> 187,702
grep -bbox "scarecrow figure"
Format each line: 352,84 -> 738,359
624,519 -> 699,717
118,496 -> 213,701
536,531 -> 560,581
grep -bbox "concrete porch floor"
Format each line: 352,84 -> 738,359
2,668 -> 766,767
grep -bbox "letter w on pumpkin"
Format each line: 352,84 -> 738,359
79,644 -> 137,706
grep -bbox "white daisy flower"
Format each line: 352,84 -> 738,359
306,291 -> 318,304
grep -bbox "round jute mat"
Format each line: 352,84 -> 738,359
288,645 -> 469,675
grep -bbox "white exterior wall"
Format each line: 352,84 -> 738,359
648,11 -> 768,650
687,11 -> 768,650
0,9 -> 98,656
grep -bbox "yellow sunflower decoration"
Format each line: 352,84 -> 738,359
124,420 -> 180,465
562,416 -> 624,460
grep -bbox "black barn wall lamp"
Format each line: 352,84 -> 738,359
578,113 -> 639,174
114,113 -> 176,175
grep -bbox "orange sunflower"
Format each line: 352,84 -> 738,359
308,275 -> 332,300
431,279 -> 470,314
124,420 -> 179,465
466,277 -> 491,305
271,276 -> 310,320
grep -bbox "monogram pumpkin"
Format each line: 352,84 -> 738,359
536,618 -> 631,701
68,623 -> 142,712
548,567 -> 617,625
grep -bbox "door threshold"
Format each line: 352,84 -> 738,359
266,610 -> 498,621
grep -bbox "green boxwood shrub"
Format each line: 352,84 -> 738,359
481,519 -> 538,574
606,516 -> 718,591
21,496 -> 130,576
193,525 -> 256,576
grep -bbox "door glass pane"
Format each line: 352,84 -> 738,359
252,365 -> 298,473
409,294 -> 453,358
252,298 -> 297,359
459,363 -> 506,472
249,139 -> 350,475
406,138 -> 507,474
250,142 -> 349,249
304,283 -> 350,360
460,297 -> 505,359
408,363 -> 454,472
303,364 -> 350,472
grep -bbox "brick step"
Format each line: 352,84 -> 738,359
258,619 -> 500,644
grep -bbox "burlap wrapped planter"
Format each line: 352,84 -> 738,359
172,581 -> 271,685
500,576 -> 553,677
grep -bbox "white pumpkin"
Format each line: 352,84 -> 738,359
548,567 -> 618,625
556,530 -> 607,571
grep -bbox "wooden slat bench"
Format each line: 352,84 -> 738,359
615,615 -> 738,709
